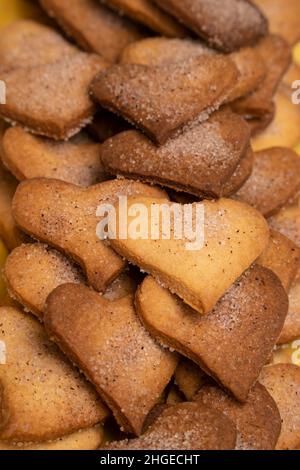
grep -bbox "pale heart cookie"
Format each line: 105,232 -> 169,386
100,0 -> 188,37
40,0 -> 143,63
251,86 -> 300,151
195,383 -> 281,450
120,37 -> 266,103
0,52 -> 108,140
101,108 -> 251,198
254,0 -> 300,45
0,20 -> 78,73
269,204 -> 300,248
109,196 -> 269,314
12,178 -> 166,292
260,364 -> 300,450
102,402 -> 237,450
232,35 -> 291,125
278,269 -> 300,345
2,127 -> 107,187
0,307 -> 108,442
153,0 -> 268,52
258,230 -> 300,292
44,284 -> 178,436
0,164 -> 21,251
135,270 -> 287,401
90,55 -> 238,145
175,359 -> 208,400
0,426 -> 104,450
235,147 -> 300,217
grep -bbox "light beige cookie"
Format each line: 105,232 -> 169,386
0,306 -> 108,442
45,283 -> 178,435
100,108 -> 251,198
101,0 -> 188,37
91,55 -> 238,144
12,178 -> 166,292
260,364 -> 300,450
109,196 -> 269,314
0,426 -> 103,450
2,127 -> 107,187
40,0 -> 143,63
136,269 -> 288,401
258,230 -> 300,292
102,402 -> 237,450
195,383 -> 281,450
235,147 -> 300,217
175,359 -> 207,400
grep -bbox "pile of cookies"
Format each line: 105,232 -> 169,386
0,0 -> 300,451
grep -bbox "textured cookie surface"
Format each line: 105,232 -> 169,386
45,284 -> 178,435
0,307 -> 107,442
136,269 -> 287,401
175,359 -> 207,400
278,269 -> 300,344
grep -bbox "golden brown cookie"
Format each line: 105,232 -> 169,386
278,269 -> 300,344
235,147 -> 300,217
45,283 -> 178,436
165,384 -> 184,405
136,269 -> 288,401
2,127 -> 107,187
260,364 -> 300,450
102,402 -> 237,450
91,55 -> 238,144
0,306 -> 108,442
0,52 -> 107,140
269,204 -> 300,248
109,196 -> 269,314
40,0 -> 143,63
175,359 -> 207,400
101,0 -> 188,37
12,178 -> 166,292
153,0 -> 268,52
0,426 -> 104,450
232,35 -> 291,125
195,383 -> 281,450
0,164 -> 20,251
258,230 -> 300,292
101,108 -> 251,198
254,0 -> 300,45
0,20 -> 77,72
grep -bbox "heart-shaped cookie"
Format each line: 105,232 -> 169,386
12,178 -> 166,292
101,402 -> 237,450
135,268 -> 287,400
269,204 -> 300,248
109,196 -> 269,314
91,55 -> 238,144
101,108 -> 251,198
45,283 -> 178,435
0,306 -> 108,442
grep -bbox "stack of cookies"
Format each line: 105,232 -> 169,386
0,0 -> 300,451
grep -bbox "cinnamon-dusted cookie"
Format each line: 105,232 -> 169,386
235,147 -> 300,217
101,108 -> 251,198
0,20 -> 78,72
2,127 -> 107,187
278,269 -> 300,344
12,178 -> 166,292
101,0 -> 188,37
260,364 -> 300,450
102,402 -> 237,450
91,55 -> 238,144
0,164 -> 21,250
232,35 -> 291,126
222,147 -> 254,196
258,230 -> 300,292
45,283 -> 178,436
0,426 -> 104,450
195,383 -> 281,450
109,196 -> 269,314
0,306 -> 108,442
135,269 -> 287,401
40,0 -> 143,63
254,0 -> 300,45
120,37 -> 266,103
153,0 -> 268,52
269,204 -> 300,248
0,52 -> 107,140
175,359 -> 207,400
